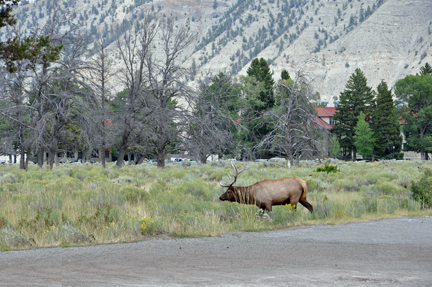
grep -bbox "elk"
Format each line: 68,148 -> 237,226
219,162 -> 313,214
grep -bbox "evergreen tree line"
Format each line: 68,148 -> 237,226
332,63 -> 432,161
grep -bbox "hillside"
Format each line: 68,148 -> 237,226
2,0 -> 432,105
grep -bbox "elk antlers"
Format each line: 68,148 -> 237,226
220,162 -> 249,187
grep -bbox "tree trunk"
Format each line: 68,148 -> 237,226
19,127 -> 25,169
295,154 -> 301,167
157,147 -> 166,168
55,153 -> 59,167
20,148 -> 25,169
117,148 -> 125,168
86,150 -> 92,163
101,148 -> 106,168
48,151 -> 55,170
8,154 -> 12,163
200,153 -> 207,164
13,154 -> 16,164
136,154 -> 146,165
37,148 -> 44,168
25,148 -> 30,171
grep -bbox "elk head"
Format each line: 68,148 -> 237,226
219,162 -> 248,202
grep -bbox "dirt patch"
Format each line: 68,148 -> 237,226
0,217 -> 431,286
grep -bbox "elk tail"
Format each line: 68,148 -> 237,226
299,179 -> 313,213
299,179 -> 309,201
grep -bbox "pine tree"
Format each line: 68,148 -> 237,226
247,58 -> 275,110
395,72 -> 432,160
281,69 -> 290,80
0,0 -> 62,73
0,0 -> 20,28
354,112 -> 374,159
329,135 -> 341,159
420,62 -> 432,75
372,81 -> 402,159
333,68 -> 375,160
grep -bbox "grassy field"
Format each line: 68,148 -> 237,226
0,159 -> 431,250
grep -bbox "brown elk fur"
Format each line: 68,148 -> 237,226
219,177 -> 313,213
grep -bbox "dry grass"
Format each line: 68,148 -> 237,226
0,160 -> 431,250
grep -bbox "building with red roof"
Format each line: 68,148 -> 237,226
314,107 -> 337,129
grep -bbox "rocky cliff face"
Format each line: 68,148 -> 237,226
278,0 -> 432,105
3,0 -> 432,105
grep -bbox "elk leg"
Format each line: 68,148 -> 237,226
264,204 -> 272,213
299,199 -> 314,213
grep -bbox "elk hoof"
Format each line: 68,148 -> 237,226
262,214 -> 273,223
255,209 -> 272,222
256,209 -> 265,217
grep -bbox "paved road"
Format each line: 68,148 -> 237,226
1,217 -> 432,286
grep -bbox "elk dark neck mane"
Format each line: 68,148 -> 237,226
233,185 -> 256,204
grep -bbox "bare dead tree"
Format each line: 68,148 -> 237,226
183,73 -> 238,164
144,18 -> 197,168
114,17 -> 159,168
0,6 -> 75,170
0,48 -> 33,169
256,71 -> 329,168
26,7 -> 86,169
77,38 -> 117,168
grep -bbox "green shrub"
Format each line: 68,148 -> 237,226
77,203 -> 124,229
306,179 -> 323,192
361,172 -> 381,185
333,179 -> 359,191
11,193 -> 37,205
61,177 -> 83,190
122,186 -> 146,203
377,195 -> 399,214
372,182 -> 398,195
71,190 -> 98,201
111,175 -> 135,185
173,180 -> 215,201
313,202 -> 332,218
171,170 -> 187,179
271,204 -> 301,224
0,172 -> 17,184
362,196 -> 378,213
3,183 -> 18,192
316,164 -> 338,174
208,170 -> 226,181
149,182 -> 167,195
396,173 -> 413,189
378,172 -> 394,181
410,168 -> 432,208
139,216 -> 155,234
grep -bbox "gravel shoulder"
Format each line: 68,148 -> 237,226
1,217 -> 432,286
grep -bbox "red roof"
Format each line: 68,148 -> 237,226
315,107 -> 336,117
315,116 -> 333,129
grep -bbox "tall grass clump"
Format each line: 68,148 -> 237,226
0,160 -> 431,250
410,168 -> 432,208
